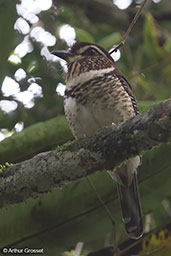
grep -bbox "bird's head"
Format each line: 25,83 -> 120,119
51,41 -> 115,64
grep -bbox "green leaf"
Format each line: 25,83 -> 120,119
97,32 -> 122,49
164,38 -> 171,53
75,28 -> 95,43
143,13 -> 165,60
138,100 -> 163,113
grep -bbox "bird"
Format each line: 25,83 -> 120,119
52,41 -> 143,239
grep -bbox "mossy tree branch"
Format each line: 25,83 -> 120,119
0,116 -> 73,164
0,101 -> 160,165
0,99 -> 171,209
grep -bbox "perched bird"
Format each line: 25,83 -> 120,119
52,41 -> 143,239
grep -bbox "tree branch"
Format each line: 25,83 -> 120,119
0,101 -> 161,164
0,99 -> 171,209
0,116 -> 73,164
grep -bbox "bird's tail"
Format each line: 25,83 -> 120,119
116,172 -> 143,239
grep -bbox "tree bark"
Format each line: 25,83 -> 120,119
0,101 -> 159,164
0,99 -> 171,209
0,116 -> 73,164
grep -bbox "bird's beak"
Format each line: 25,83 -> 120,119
51,50 -> 73,61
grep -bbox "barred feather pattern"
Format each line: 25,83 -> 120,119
64,64 -> 138,139
62,42 -> 143,239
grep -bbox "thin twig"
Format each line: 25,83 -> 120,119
109,0 -> 148,54
86,176 -> 119,254
86,177 -> 116,227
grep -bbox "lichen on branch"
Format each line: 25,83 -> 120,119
0,99 -> 171,209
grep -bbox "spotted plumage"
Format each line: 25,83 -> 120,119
52,41 -> 143,239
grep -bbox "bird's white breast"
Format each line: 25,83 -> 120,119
67,67 -> 115,88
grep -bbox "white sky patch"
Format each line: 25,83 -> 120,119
17,0 -> 41,15
8,54 -> 22,65
14,68 -> 27,81
110,48 -> 121,62
15,91 -> 33,103
41,47 -> 68,73
14,121 -> 24,132
13,0 -> 55,62
14,35 -> 33,58
28,83 -> 43,97
56,83 -> 66,96
31,26 -> 56,46
58,59 -> 68,72
152,0 -> 161,3
0,132 -> 5,142
35,0 -> 52,11
38,31 -> 56,46
14,17 -> 30,35
4,0 -> 54,112
2,76 -> 20,97
16,3 -> 39,24
41,46 -> 53,61
0,100 -> 18,113
25,101 -> 35,108
59,24 -> 76,46
16,0 -> 52,16
13,82 -> 43,108
50,49 -> 68,73
0,129 -> 14,142
113,0 -> 132,9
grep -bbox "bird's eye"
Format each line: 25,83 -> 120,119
90,48 -> 98,55
84,48 -> 99,56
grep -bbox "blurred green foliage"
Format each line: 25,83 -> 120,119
0,0 -> 171,131
0,0 -> 171,255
